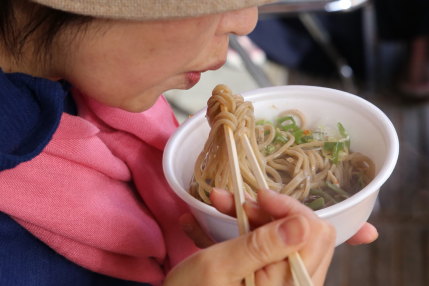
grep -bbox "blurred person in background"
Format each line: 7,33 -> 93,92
375,0 -> 429,99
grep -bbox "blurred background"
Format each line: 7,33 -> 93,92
165,1 -> 429,285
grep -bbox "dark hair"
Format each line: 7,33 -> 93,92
0,0 -> 93,62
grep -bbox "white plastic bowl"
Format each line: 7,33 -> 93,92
163,85 -> 399,246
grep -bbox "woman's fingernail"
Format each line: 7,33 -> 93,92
278,216 -> 307,246
260,188 -> 279,198
179,216 -> 194,233
243,200 -> 258,209
212,188 -> 230,196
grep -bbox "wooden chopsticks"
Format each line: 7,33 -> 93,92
221,107 -> 255,286
240,134 -> 314,286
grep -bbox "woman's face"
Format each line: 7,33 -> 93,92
58,8 -> 258,112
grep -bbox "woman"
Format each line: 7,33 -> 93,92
0,0 -> 377,285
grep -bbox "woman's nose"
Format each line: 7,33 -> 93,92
218,6 -> 259,36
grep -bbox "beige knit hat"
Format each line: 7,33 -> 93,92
30,0 -> 277,20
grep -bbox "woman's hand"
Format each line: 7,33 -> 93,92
346,222 -> 378,245
169,189 -> 336,286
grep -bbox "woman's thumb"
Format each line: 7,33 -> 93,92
212,215 -> 310,279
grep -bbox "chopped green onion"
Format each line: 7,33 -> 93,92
323,141 -> 345,163
310,188 -> 337,204
264,144 -> 276,155
273,132 -> 288,144
256,119 -> 272,125
306,197 -> 325,210
326,182 -> 349,198
337,122 -> 351,149
292,128 -> 304,144
276,116 -> 298,132
300,135 -> 314,144
337,122 -> 348,138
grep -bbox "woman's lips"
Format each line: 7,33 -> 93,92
186,71 -> 201,87
186,60 -> 226,87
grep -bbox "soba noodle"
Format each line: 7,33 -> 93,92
189,84 -> 375,210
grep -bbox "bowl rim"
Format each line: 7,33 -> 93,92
163,85 -> 400,221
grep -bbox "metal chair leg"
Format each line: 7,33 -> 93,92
298,12 -> 357,92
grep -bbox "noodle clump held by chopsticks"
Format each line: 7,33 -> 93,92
189,84 -> 375,210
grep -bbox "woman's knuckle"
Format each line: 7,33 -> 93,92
245,228 -> 274,264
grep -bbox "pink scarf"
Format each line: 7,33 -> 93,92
0,91 -> 198,284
